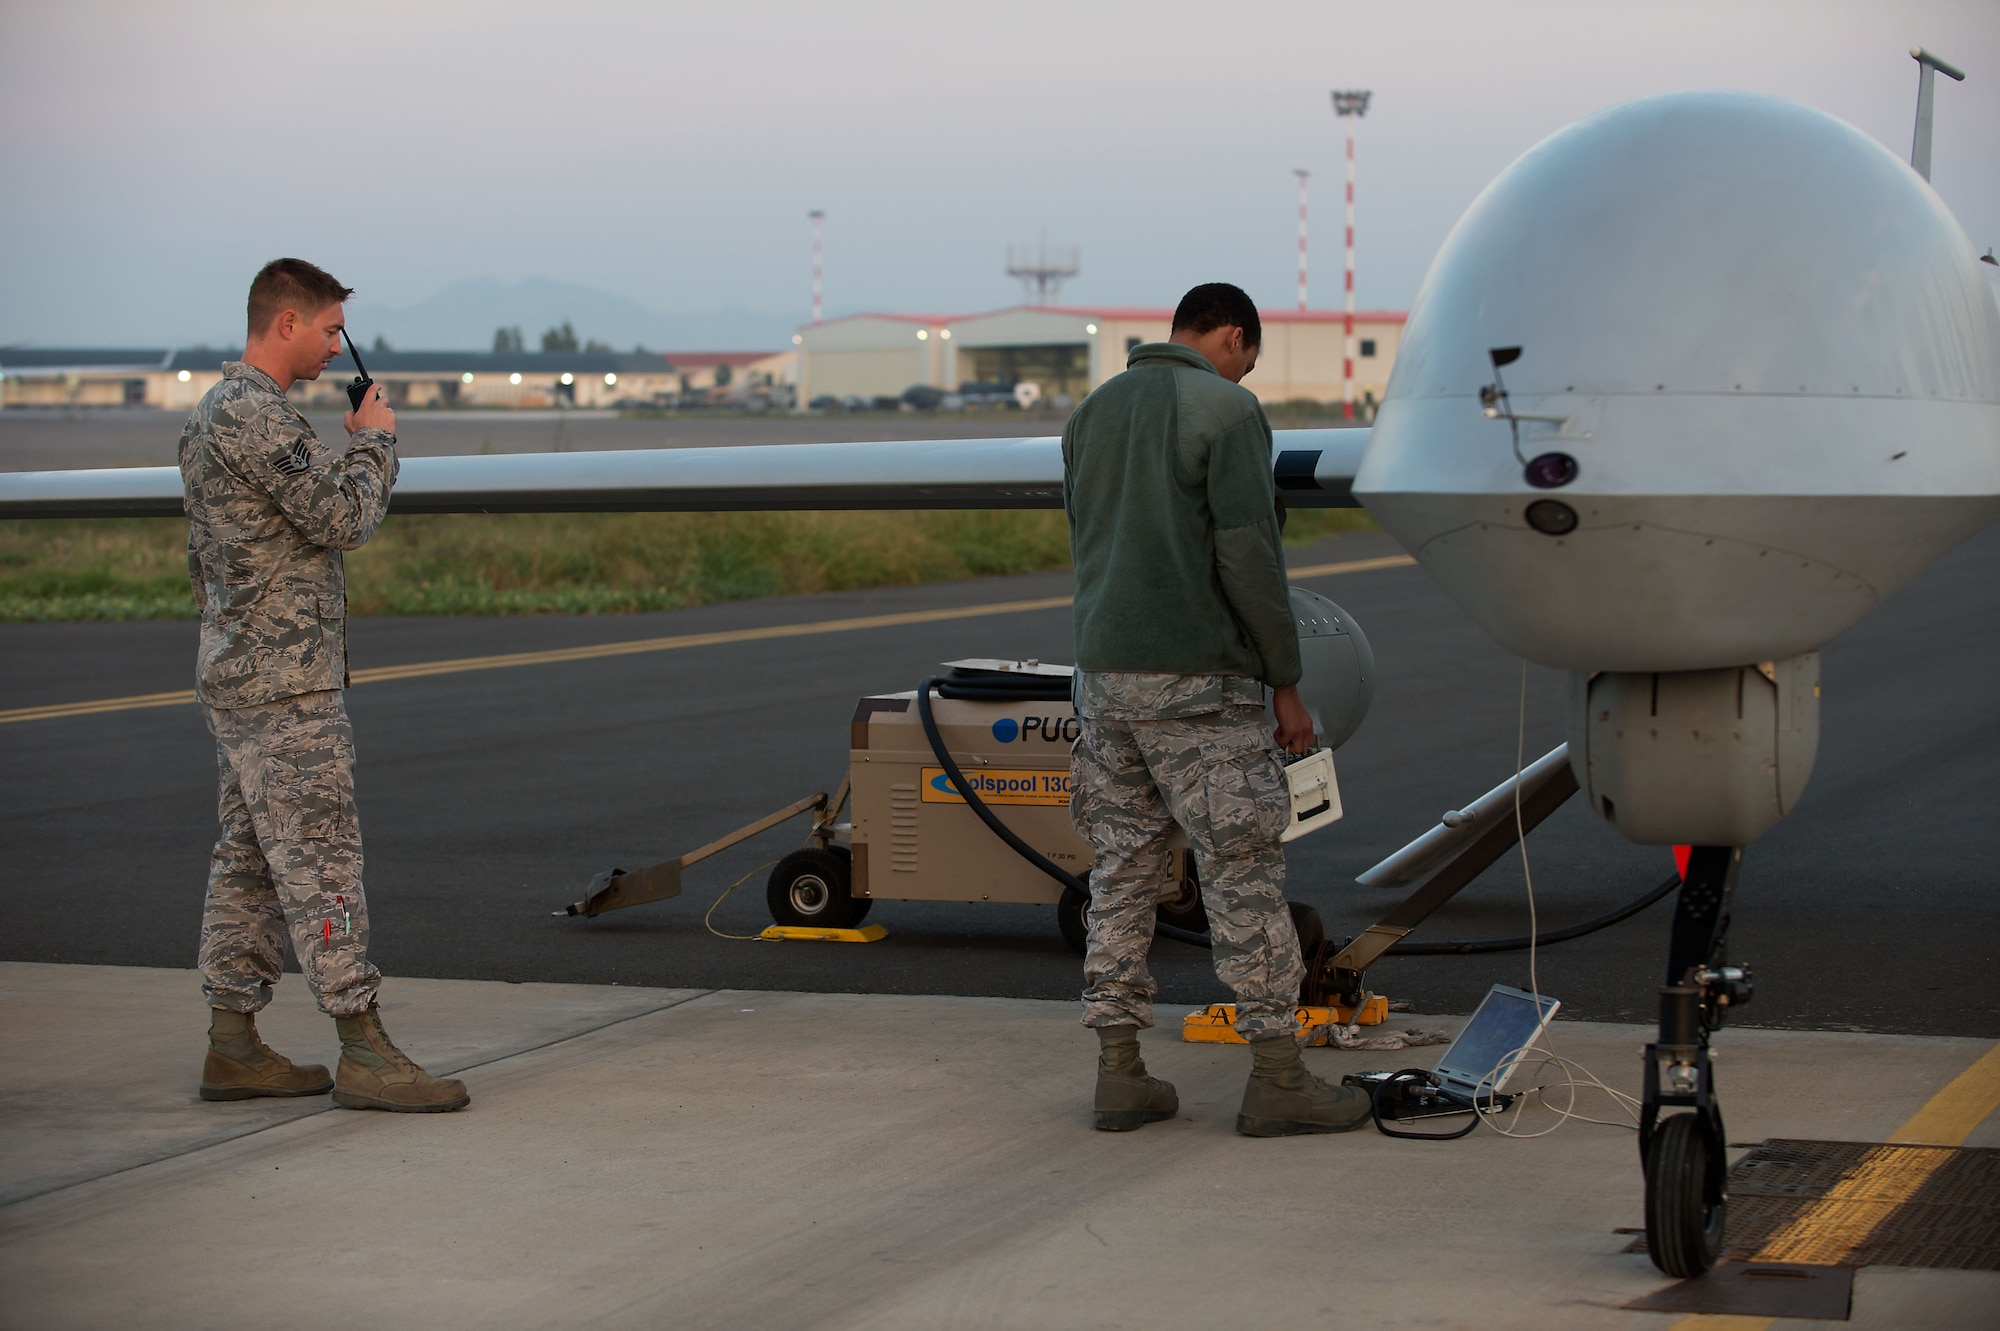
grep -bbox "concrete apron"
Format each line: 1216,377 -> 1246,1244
0,963 -> 1992,1331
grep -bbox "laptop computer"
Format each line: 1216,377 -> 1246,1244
1345,983 -> 1561,1118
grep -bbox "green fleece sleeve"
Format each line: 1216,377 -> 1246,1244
1207,414 -> 1301,688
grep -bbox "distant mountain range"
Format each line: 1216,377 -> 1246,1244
346,278 -> 802,353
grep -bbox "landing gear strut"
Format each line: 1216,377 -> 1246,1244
1639,845 -> 1754,1277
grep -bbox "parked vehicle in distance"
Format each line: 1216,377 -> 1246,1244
955,381 -> 1017,408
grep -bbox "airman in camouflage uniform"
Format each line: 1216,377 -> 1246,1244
1062,284 -> 1370,1135
181,258 -> 465,1113
184,360 -> 394,1021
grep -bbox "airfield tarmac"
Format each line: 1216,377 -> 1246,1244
1,965 -> 1995,1330
2,436 -> 1997,1325
1,526 -> 1994,1035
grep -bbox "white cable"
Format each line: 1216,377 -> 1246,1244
1471,661 -> 1639,1139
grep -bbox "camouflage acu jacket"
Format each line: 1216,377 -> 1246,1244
180,362 -> 398,708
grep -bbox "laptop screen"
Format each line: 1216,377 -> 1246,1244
1434,984 -> 1560,1096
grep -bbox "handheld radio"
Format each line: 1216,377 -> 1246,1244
342,331 -> 375,411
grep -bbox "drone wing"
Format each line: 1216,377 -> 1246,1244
0,428 -> 1369,518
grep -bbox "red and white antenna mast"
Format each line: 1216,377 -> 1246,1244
1331,89 -> 1371,420
808,210 -> 826,325
1293,168 -> 1310,312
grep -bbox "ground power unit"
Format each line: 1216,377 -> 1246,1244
560,586 -> 1375,955
768,585 -> 1375,951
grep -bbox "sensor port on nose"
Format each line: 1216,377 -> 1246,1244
1524,499 -> 1579,536
1524,452 -> 1579,489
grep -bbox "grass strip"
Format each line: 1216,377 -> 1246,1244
0,508 -> 1375,621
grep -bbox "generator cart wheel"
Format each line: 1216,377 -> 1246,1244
1057,883 -> 1091,957
767,847 -> 869,929
1644,1112 -> 1726,1277
1156,865 -> 1209,935
1287,901 -> 1326,956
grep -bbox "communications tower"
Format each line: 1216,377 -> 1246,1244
1006,231 -> 1080,305
1331,88 -> 1371,420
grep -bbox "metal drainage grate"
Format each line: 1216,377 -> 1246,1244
1623,1138 -> 2000,1270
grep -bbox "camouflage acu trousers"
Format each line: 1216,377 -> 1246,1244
199,689 -> 380,1017
1070,703 -> 1303,1040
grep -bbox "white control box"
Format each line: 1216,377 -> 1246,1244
1280,748 -> 1343,843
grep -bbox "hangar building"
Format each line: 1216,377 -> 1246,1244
795,305 -> 1406,410
0,348 -> 795,411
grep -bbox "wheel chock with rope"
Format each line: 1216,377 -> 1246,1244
1181,997 -> 1391,1045
759,924 -> 888,943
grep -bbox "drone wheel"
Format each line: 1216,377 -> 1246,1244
1645,1112 -> 1726,1277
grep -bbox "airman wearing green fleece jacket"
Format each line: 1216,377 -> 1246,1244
1063,283 -> 1370,1138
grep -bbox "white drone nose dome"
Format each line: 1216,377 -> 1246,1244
1356,90 -> 2000,672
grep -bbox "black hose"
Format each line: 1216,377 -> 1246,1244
915,675 -> 1214,948
1383,871 -> 1683,955
913,670 -> 1679,958
916,675 -> 1085,894
1138,860 -> 1678,955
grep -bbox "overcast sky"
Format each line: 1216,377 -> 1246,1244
2,0 -> 1994,345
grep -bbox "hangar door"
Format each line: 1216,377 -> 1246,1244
962,344 -> 1089,401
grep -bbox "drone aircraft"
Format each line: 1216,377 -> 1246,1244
4,75 -> 1995,1278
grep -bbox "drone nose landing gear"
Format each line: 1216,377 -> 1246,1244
1639,845 -> 1754,1277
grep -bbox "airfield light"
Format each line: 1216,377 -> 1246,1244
917,329 -> 929,341
461,372 -> 475,384
509,372 -> 522,385
177,370 -> 191,383
1085,323 -> 1098,335
605,372 -> 617,386
560,372 -> 574,385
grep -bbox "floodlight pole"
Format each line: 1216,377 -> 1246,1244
1294,169 -> 1311,312
1332,89 -> 1372,421
809,210 -> 826,324
1909,48 -> 1964,183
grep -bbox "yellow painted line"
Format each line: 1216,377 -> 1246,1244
1889,1039 -> 2000,1146
1288,553 -> 1416,578
0,553 -> 1415,726
1750,1144 -> 1956,1264
1667,1038 -> 1999,1329
343,595 -> 1075,685
0,688 -> 196,725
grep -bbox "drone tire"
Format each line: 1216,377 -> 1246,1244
1645,1112 -> 1726,1277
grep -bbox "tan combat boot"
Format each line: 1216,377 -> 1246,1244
1093,1025 -> 1179,1131
332,1006 -> 469,1113
199,1008 -> 333,1101
1236,1036 -> 1371,1136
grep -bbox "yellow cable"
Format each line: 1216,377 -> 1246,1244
703,860 -> 779,941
